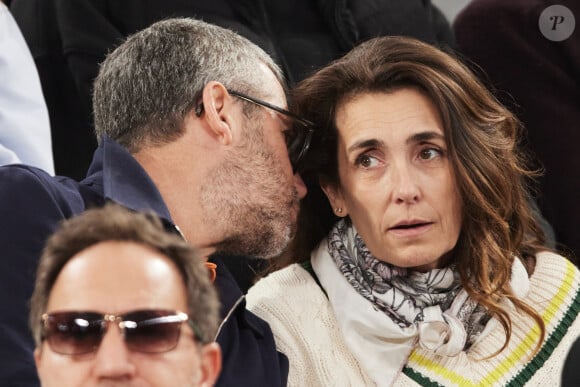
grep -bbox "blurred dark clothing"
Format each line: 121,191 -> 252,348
563,336 -> 580,386
454,0 -> 580,260
10,0 -> 453,181
10,0 -> 95,180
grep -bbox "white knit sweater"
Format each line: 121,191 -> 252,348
246,252 -> 580,386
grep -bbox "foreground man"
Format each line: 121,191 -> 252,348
0,18 -> 309,386
31,205 -> 221,386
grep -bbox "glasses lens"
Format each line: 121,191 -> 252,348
123,310 -> 185,353
286,123 -> 313,170
44,312 -> 104,355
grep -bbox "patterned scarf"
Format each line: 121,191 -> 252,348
327,219 -> 491,349
312,220 -> 530,385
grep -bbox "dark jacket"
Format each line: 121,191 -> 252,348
0,136 -> 288,386
563,336 -> 580,386
10,0 -> 453,180
453,0 -> 580,260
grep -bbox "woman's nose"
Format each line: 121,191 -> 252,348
392,164 -> 421,204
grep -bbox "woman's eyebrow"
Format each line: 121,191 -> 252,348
346,131 -> 444,153
406,131 -> 445,145
347,138 -> 384,153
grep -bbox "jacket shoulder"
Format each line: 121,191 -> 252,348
0,165 -> 85,212
0,165 -> 86,384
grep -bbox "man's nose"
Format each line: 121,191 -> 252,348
92,323 -> 136,379
293,173 -> 307,199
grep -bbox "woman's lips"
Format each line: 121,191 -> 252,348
388,222 -> 433,237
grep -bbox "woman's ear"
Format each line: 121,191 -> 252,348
199,81 -> 236,145
320,178 -> 348,217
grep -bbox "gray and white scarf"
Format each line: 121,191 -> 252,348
311,219 -> 529,386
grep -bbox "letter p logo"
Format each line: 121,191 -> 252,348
539,5 -> 575,41
550,15 -> 565,30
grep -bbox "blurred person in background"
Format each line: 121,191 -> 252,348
454,0 -> 580,260
0,0 -> 53,173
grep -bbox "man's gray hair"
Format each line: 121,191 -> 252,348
93,17 -> 284,152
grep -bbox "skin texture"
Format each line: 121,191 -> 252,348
322,88 -> 463,271
200,65 -> 306,258
134,63 -> 306,260
35,241 -> 221,387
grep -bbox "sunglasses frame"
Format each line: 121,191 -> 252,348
41,309 -> 192,356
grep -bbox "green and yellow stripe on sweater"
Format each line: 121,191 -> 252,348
403,258 -> 580,387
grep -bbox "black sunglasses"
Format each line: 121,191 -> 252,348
41,309 -> 197,355
195,89 -> 314,172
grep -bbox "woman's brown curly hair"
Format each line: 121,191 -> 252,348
281,36 -> 547,355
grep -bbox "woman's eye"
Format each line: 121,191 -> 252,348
419,148 -> 442,160
355,154 -> 379,168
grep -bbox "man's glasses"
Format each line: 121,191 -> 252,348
227,90 -> 314,172
41,309 -> 197,355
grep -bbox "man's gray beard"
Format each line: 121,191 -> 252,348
215,217 -> 294,259
199,133 -> 297,259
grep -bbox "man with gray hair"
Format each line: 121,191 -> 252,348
0,17 -> 311,386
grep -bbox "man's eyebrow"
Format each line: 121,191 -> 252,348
406,131 -> 445,144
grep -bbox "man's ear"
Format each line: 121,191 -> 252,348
34,347 -> 43,377
199,342 -> 222,387
320,178 -> 348,217
199,81 -> 237,145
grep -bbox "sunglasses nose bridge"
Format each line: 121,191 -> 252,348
102,314 -> 129,337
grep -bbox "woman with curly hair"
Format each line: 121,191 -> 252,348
247,36 -> 580,386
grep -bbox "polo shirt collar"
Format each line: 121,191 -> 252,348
98,135 -> 173,221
